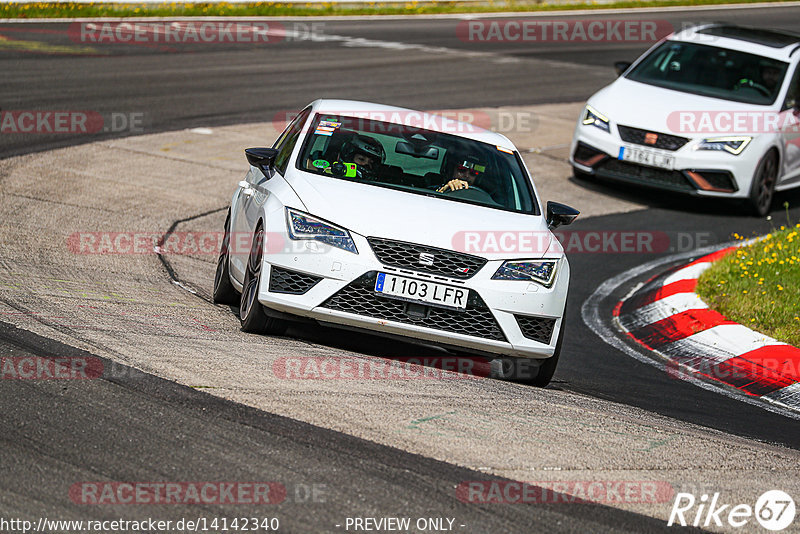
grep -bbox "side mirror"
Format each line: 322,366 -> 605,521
546,201 -> 580,229
245,147 -> 279,177
614,61 -> 632,77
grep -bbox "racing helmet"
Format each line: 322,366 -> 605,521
340,135 -> 386,166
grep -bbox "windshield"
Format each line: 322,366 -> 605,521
295,113 -> 539,215
625,41 -> 789,105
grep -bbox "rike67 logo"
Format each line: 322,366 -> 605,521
668,490 -> 795,531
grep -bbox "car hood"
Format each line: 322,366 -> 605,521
589,78 -> 774,135
285,170 -> 554,260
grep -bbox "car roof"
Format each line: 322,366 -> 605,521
307,99 -> 516,151
671,24 -> 800,62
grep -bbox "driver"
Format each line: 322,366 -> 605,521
437,155 -> 486,193
761,64 -> 781,92
333,134 -> 385,180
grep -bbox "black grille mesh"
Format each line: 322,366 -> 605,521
515,315 -> 556,344
618,125 -> 689,151
573,142 -> 606,166
596,159 -> 695,192
367,237 -> 487,280
268,266 -> 322,294
321,272 -> 506,341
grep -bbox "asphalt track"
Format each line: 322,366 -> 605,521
1,5 -> 800,532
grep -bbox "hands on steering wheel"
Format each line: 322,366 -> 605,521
734,78 -> 772,97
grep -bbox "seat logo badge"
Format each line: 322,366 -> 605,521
418,253 -> 435,266
644,132 -> 658,145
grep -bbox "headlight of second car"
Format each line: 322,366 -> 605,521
695,136 -> 752,155
492,259 -> 558,287
582,105 -> 611,133
286,208 -> 358,254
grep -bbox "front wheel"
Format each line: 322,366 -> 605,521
747,151 -> 778,217
490,316 -> 565,387
239,225 -> 287,335
572,166 -> 592,181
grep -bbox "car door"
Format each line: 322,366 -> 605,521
778,64 -> 800,185
229,107 -> 312,282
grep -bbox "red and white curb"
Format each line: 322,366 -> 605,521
612,246 -> 800,413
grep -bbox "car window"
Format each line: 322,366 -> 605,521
626,41 -> 789,105
273,107 -> 312,175
782,65 -> 800,110
295,113 -> 538,215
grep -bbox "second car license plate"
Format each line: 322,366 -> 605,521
619,145 -> 675,170
375,273 -> 467,310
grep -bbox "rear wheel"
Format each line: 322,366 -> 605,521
213,212 -> 239,305
747,151 -> 778,217
239,225 -> 287,335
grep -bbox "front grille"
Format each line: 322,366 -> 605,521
515,315 -> 556,344
367,237 -> 487,280
596,159 -> 696,193
268,266 -> 322,294
320,272 -> 507,341
617,125 -> 689,151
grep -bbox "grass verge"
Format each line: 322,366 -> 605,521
696,208 -> 800,347
2,0 -> 798,19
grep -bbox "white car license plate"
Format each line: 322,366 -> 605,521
619,145 -> 675,170
375,273 -> 467,310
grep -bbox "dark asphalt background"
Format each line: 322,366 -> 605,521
1,6 -> 799,530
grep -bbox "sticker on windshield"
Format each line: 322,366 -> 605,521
315,126 -> 335,136
312,159 -> 331,169
315,120 -> 341,136
496,146 -> 513,154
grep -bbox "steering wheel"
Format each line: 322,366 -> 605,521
734,78 -> 772,97
440,185 -> 497,204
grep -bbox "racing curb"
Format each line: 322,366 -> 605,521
612,246 -> 800,413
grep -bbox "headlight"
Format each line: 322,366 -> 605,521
695,137 -> 751,155
285,208 -> 358,254
582,105 -> 611,133
492,259 -> 558,287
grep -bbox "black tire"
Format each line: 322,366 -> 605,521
572,166 -> 592,181
490,312 -> 565,387
528,317 -> 565,387
747,151 -> 778,217
212,212 -> 239,305
239,225 -> 287,335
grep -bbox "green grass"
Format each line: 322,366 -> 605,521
696,210 -> 800,347
2,0 -> 797,19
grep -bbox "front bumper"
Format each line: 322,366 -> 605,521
570,123 -> 762,199
255,223 -> 569,360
